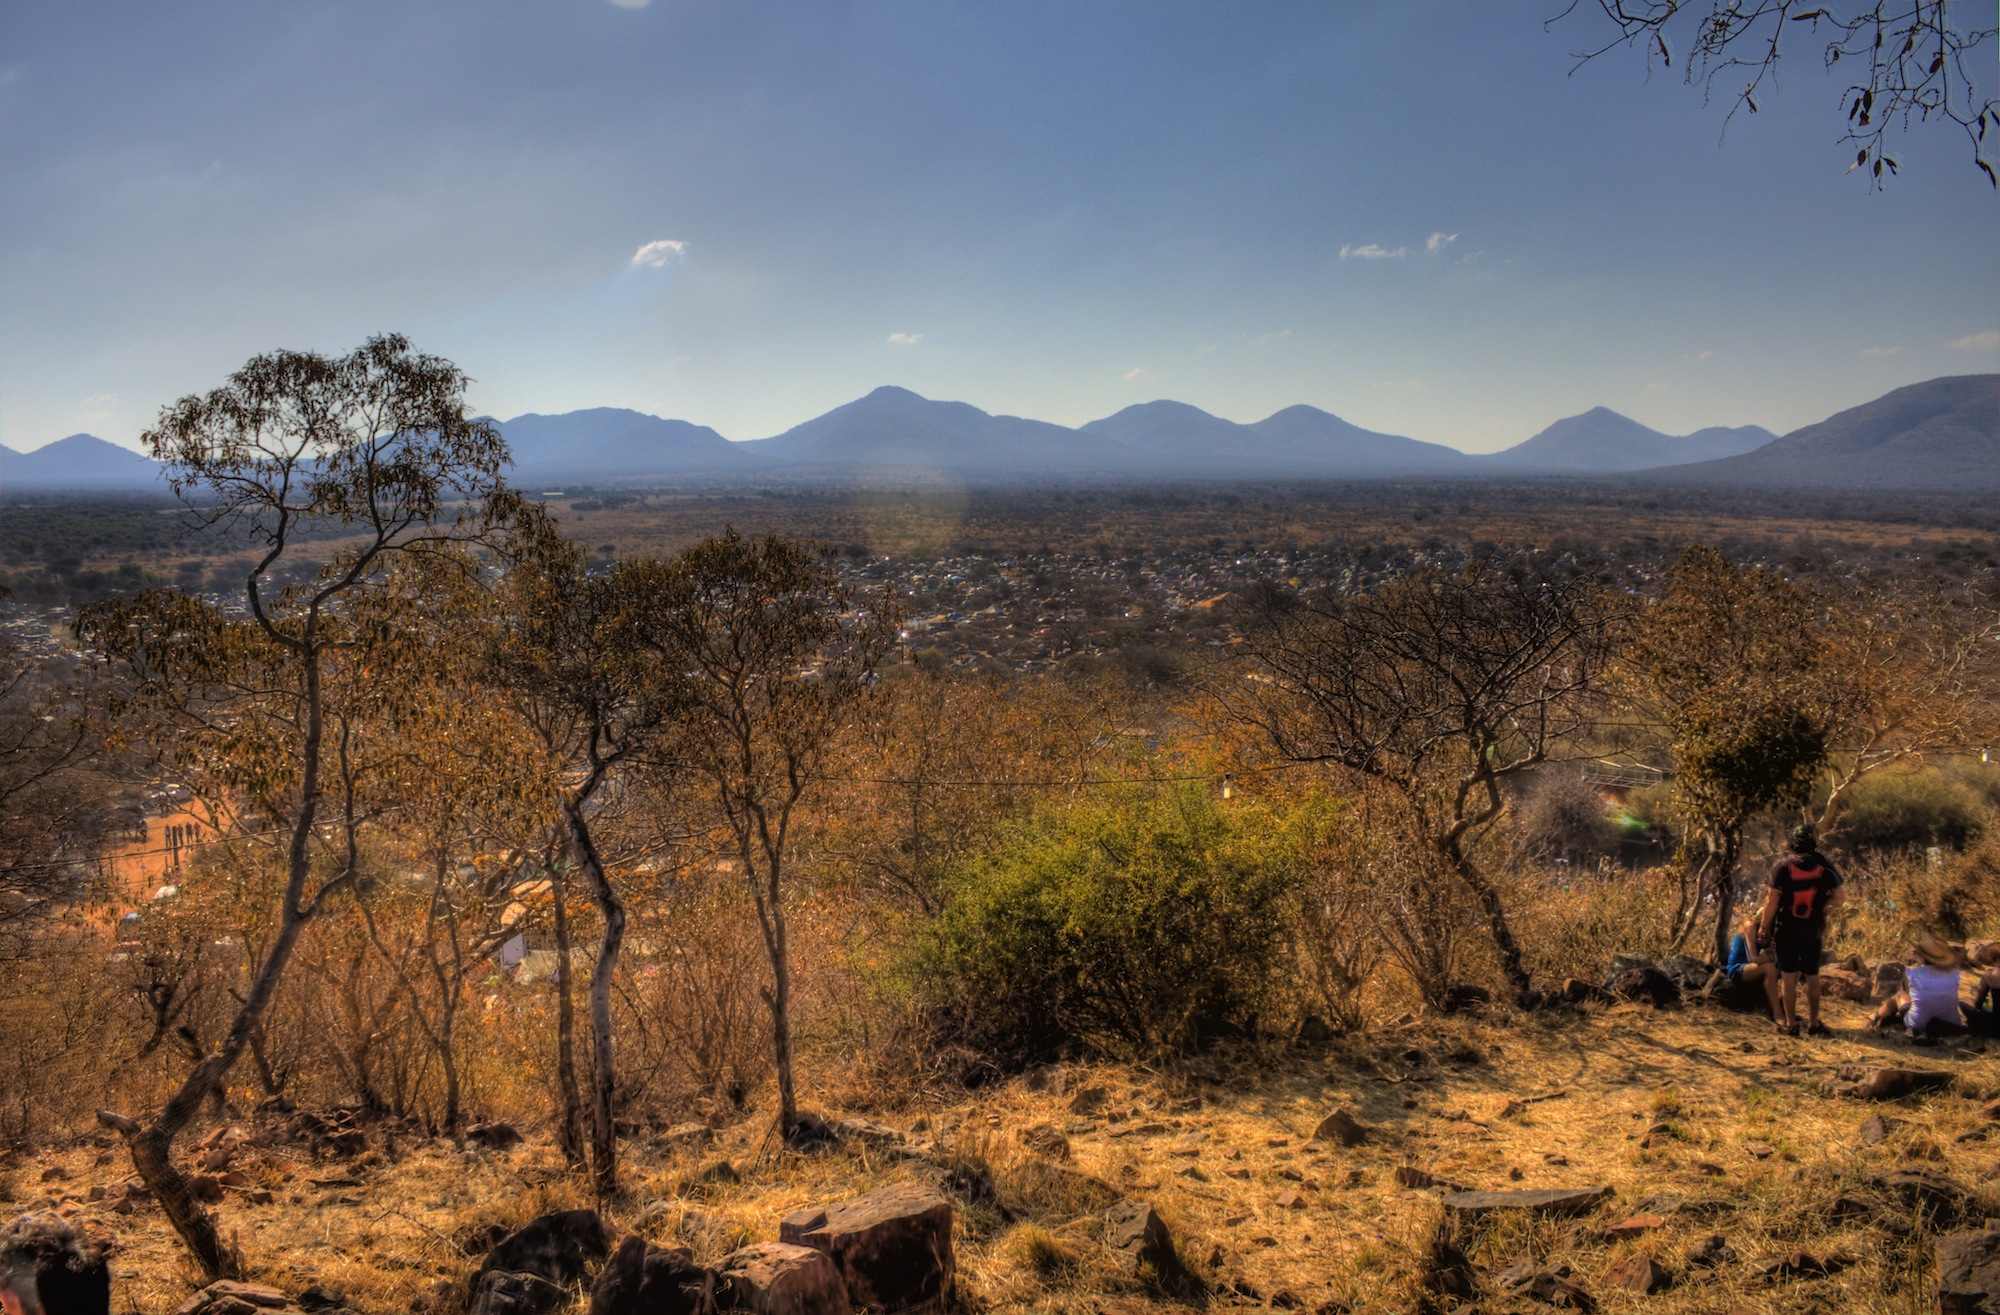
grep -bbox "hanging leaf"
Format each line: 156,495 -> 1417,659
1746,92 -> 1759,112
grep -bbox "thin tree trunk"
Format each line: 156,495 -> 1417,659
1441,838 -> 1533,1001
97,649 -> 331,1280
768,888 -> 798,1133
550,866 -> 586,1171
1709,831 -> 1743,968
565,801 -> 625,1202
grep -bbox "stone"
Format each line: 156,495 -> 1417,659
1859,1114 -> 1898,1145
1308,1109 -> 1368,1147
1392,1165 -> 1464,1191
831,1117 -> 904,1148
1936,1227 -> 2000,1314
1296,1015 -> 1335,1045
1745,1141 -> 1775,1159
777,1180 -> 952,1311
664,1122 -> 715,1147
469,1271 -> 567,1315
1603,1213 -> 1665,1241
1274,1190 -> 1305,1210
1066,1085 -> 1108,1115
465,1122 -> 522,1149
1439,1186 -> 1613,1220
714,1242 -> 850,1315
1686,1234 -> 1735,1269
1104,1198 -> 1177,1274
1819,966 -> 1872,1002
1833,1066 -> 1955,1100
1604,1252 -> 1671,1295
1503,1263 -> 1597,1311
481,1209 -> 612,1286
1753,1250 -> 1840,1280
1017,1123 -> 1070,1160
188,1174 -> 225,1202
591,1234 -> 713,1315
202,1284 -> 289,1309
1879,1168 -> 1970,1223
1607,966 -> 1680,1008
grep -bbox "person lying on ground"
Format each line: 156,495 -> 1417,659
1868,933 -> 1966,1037
1723,911 -> 1783,1023
1757,823 -> 1844,1038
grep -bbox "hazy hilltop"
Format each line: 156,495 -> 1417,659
1655,373 -> 2000,489
1490,406 -> 1777,473
7,376 -> 1997,492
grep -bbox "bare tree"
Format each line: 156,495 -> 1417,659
1234,561 -> 1615,1003
1559,1 -> 1999,184
75,334 -> 517,1278
632,530 -> 895,1139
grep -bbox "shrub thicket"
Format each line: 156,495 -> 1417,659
902,784 -> 1312,1063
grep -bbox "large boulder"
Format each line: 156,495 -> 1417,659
0,1212 -> 111,1315
1937,1227 -> 2000,1314
1104,1198 -> 1177,1273
481,1209 -> 611,1287
591,1234 -> 712,1315
778,1181 -> 952,1311
468,1272 -> 567,1315
714,1243 -> 849,1315
1440,1187 -> 1613,1220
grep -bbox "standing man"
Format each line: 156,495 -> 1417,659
1758,823 -> 1844,1037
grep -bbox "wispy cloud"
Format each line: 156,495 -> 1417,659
1945,328 -> 1999,351
629,238 -> 686,268
607,0 -> 651,9
1123,367 -> 1154,382
76,392 -> 118,422
1339,242 -> 1406,261
1858,345 -> 1902,357
1247,330 -> 1291,348
885,332 -> 922,346
1693,350 -> 1715,361
1426,231 -> 1458,255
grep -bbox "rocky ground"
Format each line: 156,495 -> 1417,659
7,993 -> 1999,1314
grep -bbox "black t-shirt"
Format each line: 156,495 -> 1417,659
1767,851 -> 1842,931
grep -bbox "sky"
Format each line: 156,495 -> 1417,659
2,1 -> 1995,455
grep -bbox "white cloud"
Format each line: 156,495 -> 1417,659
1123,367 -> 1153,382
607,0 -> 651,9
629,238 -> 686,268
1425,231 -> 1458,255
1858,345 -> 1901,357
1693,350 -> 1715,361
1339,242 -> 1406,261
885,332 -> 922,346
1945,328 -> 1999,351
76,392 -> 118,422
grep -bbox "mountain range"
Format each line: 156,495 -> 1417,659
4,375 -> 1994,493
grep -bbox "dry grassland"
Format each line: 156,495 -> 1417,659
13,993 -> 1997,1314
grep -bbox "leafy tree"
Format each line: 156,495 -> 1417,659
1561,1 -> 1999,184
631,530 -> 895,1138
1236,560 -> 1615,1002
1621,545 -> 1829,961
76,334 -> 517,1278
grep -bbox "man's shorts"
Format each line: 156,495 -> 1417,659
1772,923 -> 1824,975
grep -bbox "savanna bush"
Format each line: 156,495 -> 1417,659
1837,765 -> 1992,854
901,784 -> 1312,1063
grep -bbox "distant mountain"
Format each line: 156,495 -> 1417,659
1082,400 -> 1469,477
1490,406 -> 1776,473
739,386 -> 1133,477
499,408 -> 752,483
1654,374 -> 1999,489
0,434 -> 163,493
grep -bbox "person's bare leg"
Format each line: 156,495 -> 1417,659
1779,972 -> 1800,1029
1747,964 -> 1781,1021
1805,975 -> 1823,1028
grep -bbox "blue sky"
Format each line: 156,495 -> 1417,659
2,1 -> 1994,454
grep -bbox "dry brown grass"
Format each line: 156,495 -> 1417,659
10,993 -> 1996,1314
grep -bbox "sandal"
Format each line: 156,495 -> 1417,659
1805,1022 -> 1832,1038
1782,1021 -> 1802,1037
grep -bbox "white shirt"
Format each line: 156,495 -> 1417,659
1904,963 -> 1962,1031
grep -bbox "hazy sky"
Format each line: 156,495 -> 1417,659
3,1 -> 1995,454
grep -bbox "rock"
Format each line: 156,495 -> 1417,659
591,1234 -> 713,1315
664,1122 -> 715,1148
1502,1262 -> 1597,1311
777,1180 -> 952,1312
1859,1114 -> 1898,1145
1308,1109 -> 1369,1147
469,1271 -> 567,1315
1274,1190 -> 1305,1210
465,1122 -> 523,1150
1603,1214 -> 1665,1241
1607,966 -> 1680,1008
1296,1015 -> 1335,1045
1439,1186 -> 1613,1220
831,1117 -> 904,1148
1753,1250 -> 1843,1280
1819,966 -> 1872,1003
1745,1141 -> 1774,1160
1833,1067 -> 1955,1100
1066,1085 -> 1108,1116
480,1209 -> 612,1286
714,1242 -> 850,1315
1686,1234 -> 1735,1269
1017,1123 -> 1070,1160
187,1174 -> 225,1203
1879,1168 -> 1970,1223
1936,1227 -> 2000,1314
1104,1198 -> 1177,1274
1604,1252 -> 1671,1294
782,1114 -> 841,1152
1392,1165 -> 1465,1191
296,1287 -> 347,1313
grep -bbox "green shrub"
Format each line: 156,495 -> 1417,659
901,784 -> 1310,1063
1837,766 -> 1990,854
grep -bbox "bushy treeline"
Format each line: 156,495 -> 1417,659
1,337 -> 1996,1281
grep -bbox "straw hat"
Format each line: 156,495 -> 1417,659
1912,933 -> 1961,971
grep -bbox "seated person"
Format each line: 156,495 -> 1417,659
1722,912 -> 1783,1023
1869,934 -> 1966,1037
1964,942 -> 2000,1037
